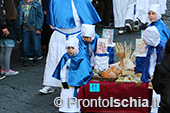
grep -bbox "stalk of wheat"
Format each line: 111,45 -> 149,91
114,42 -> 136,63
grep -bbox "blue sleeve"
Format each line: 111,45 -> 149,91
36,3 -> 44,30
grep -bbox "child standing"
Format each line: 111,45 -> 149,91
17,0 -> 43,66
147,4 -> 170,43
52,38 -> 93,112
141,26 -> 164,83
77,24 -> 100,67
141,26 -> 164,113
0,0 -> 22,76
142,3 -> 170,83
141,4 -> 170,113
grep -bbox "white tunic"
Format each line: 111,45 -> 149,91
42,0 -> 81,87
59,59 -> 80,112
149,49 -> 157,77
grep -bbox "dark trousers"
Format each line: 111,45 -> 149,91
98,0 -> 112,26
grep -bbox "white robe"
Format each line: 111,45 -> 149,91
60,87 -> 80,112
59,59 -> 80,112
125,0 -> 136,21
135,0 -> 150,24
42,0 -> 81,87
149,49 -> 157,77
151,90 -> 160,113
112,0 -> 129,28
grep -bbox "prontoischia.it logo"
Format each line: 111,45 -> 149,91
53,96 -> 160,108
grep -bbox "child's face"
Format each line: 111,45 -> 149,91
67,47 -> 75,56
83,36 -> 92,43
148,11 -> 157,22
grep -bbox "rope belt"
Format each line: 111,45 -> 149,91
55,29 -> 81,40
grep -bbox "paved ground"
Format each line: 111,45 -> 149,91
0,1 -> 170,113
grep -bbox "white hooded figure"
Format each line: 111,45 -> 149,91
81,24 -> 96,67
59,38 -> 81,112
52,37 -> 93,112
143,26 -> 161,113
77,24 -> 100,67
77,24 -> 109,71
40,0 -> 81,93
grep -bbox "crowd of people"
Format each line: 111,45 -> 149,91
0,0 -> 170,113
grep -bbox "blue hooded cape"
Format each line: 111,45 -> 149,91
76,33 -> 99,59
148,19 -> 170,42
52,52 -> 93,87
46,0 -> 101,28
141,41 -> 165,83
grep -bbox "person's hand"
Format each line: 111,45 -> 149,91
96,0 -> 98,4
36,30 -> 41,35
2,28 -> 10,36
44,10 -> 47,15
3,10 -> 6,15
148,81 -> 153,87
62,82 -> 69,89
17,39 -> 22,44
148,76 -> 153,88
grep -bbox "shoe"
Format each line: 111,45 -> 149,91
39,86 -> 55,94
0,74 -> 6,80
28,57 -> 33,61
133,19 -> 140,31
0,69 -> 5,75
37,56 -> 43,60
125,19 -> 133,32
139,22 -> 148,30
23,59 -> 29,67
5,69 -> 19,76
29,56 -> 43,61
118,27 -> 125,35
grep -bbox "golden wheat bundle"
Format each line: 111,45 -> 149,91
114,41 -> 136,63
130,49 -> 136,63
